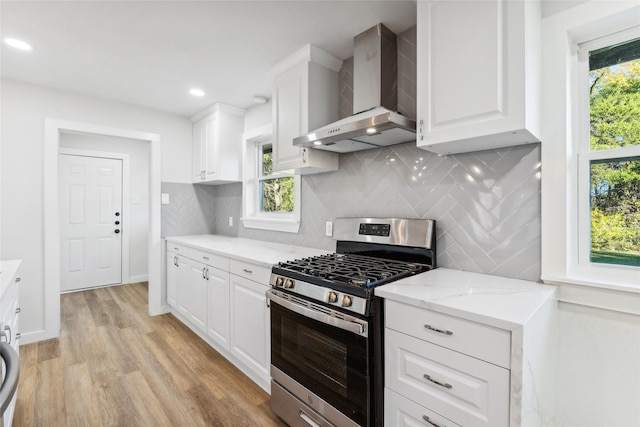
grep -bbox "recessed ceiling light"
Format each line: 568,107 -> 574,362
189,88 -> 205,97
4,37 -> 33,51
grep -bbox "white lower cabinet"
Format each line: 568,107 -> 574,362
165,252 -> 181,308
1,260 -> 21,427
182,261 -> 208,332
385,388 -> 462,427
385,300 -> 511,427
206,266 -> 230,350
165,241 -> 270,391
229,267 -> 270,387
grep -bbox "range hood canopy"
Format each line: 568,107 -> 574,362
294,23 -> 416,153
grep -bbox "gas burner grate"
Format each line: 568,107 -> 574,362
277,253 -> 428,289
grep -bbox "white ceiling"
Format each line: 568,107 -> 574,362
1,1 -> 417,117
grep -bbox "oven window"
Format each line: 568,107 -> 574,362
271,301 -> 370,426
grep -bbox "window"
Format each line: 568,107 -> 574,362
541,2 -> 640,309
241,125 -> 300,233
258,142 -> 295,213
577,33 -> 640,274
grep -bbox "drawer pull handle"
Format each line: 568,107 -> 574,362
174,247 -> 179,251
15,278 -> 21,283
15,333 -> 21,340
423,374 -> 452,389
243,269 -> 253,274
203,256 -> 209,260
422,415 -> 445,427
15,308 -> 21,314
424,324 -> 453,335
299,411 -> 320,427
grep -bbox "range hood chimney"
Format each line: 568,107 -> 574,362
294,23 -> 416,153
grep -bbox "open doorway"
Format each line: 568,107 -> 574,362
40,118 -> 163,344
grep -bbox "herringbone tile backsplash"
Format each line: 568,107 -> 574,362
165,142 -> 542,282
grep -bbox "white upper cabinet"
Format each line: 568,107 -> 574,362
416,0 -> 541,155
270,45 -> 342,174
192,103 -> 245,184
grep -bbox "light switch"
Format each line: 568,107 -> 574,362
325,221 -> 333,237
161,193 -> 170,205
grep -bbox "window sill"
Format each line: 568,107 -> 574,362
241,217 -> 300,234
542,275 -> 640,315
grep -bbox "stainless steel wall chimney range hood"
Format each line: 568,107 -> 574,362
293,24 -> 416,153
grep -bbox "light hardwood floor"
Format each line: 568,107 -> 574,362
14,282 -> 287,427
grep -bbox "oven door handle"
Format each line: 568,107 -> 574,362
266,290 -> 368,337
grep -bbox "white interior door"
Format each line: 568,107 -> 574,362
59,154 -> 123,292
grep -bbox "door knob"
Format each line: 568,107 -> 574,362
115,221 -> 120,225
115,212 -> 120,216
114,229 -> 121,234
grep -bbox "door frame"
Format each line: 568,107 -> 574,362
58,148 -> 131,288
38,118 -> 163,344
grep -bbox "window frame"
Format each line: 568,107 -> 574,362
241,125 -> 301,233
541,1 -> 640,313
574,30 -> 640,283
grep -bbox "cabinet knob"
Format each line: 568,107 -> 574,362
15,308 -> 21,314
115,212 -> 120,216
114,229 -> 121,234
15,277 -> 21,283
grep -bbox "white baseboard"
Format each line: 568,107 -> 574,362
126,275 -> 149,284
18,328 -> 59,346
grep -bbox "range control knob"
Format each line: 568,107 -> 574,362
327,291 -> 338,303
341,295 -> 353,307
284,279 -> 295,289
275,277 -> 284,287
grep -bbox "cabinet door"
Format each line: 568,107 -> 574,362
416,0 -> 538,154
180,260 -> 207,332
273,61 -> 309,172
229,274 -> 270,381
385,388 -> 462,427
192,118 -> 206,182
207,266 -> 230,350
166,252 -> 179,308
386,329 -> 510,427
202,114 -> 218,181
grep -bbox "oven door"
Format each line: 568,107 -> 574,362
267,289 -> 371,427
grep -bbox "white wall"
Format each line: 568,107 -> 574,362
243,101 -> 271,131
0,78 -> 192,337
60,133 -> 150,281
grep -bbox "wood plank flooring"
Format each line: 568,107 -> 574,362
14,282 -> 287,427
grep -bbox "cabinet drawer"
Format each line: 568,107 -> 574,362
230,259 -> 271,285
385,388 -> 461,427
386,300 -> 510,368
167,242 -> 190,257
190,248 -> 229,271
386,329 -> 510,427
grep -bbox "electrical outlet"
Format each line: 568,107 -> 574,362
228,216 -> 233,227
325,221 -> 333,237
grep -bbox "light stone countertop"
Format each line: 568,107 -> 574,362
0,259 -> 22,299
165,234 -> 332,267
375,267 -> 557,331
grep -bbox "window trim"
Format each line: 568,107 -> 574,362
541,1 -> 640,312
241,124 -> 301,233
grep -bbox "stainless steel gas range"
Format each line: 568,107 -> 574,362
266,218 -> 436,427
